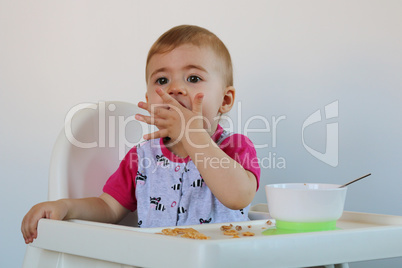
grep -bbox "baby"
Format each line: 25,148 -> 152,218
21,25 -> 260,243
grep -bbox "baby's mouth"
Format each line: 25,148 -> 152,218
177,101 -> 189,109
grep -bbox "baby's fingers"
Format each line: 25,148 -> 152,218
21,219 -> 32,243
21,211 -> 41,243
138,101 -> 170,114
135,114 -> 161,127
143,129 -> 169,140
136,107 -> 171,128
192,93 -> 204,114
137,101 -> 149,112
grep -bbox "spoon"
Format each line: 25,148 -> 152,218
339,173 -> 371,188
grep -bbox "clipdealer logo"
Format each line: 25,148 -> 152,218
302,100 -> 339,167
63,100 -> 339,168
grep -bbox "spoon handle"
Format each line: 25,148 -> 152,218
339,173 -> 371,188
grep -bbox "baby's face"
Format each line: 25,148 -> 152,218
146,44 -> 228,133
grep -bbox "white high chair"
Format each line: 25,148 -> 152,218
23,101 -> 147,267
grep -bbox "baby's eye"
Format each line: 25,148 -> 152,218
156,77 -> 169,85
187,76 -> 202,83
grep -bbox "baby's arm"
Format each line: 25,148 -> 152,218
183,132 -> 257,210
21,193 -> 129,244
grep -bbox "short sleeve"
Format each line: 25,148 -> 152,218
219,134 -> 261,190
103,147 -> 138,211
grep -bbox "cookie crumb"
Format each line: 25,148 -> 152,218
220,224 -> 233,231
242,231 -> 255,236
159,228 -> 210,240
223,229 -> 239,236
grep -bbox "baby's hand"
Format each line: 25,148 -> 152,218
136,88 -> 204,142
21,200 -> 68,244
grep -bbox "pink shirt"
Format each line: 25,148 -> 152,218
103,125 -> 260,227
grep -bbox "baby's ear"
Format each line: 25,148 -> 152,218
219,86 -> 235,114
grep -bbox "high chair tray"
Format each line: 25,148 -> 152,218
25,204 -> 402,268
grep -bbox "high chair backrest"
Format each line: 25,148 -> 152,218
48,101 -> 147,226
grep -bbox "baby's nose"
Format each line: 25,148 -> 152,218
167,81 -> 187,96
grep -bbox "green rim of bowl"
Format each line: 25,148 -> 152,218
276,220 -> 337,231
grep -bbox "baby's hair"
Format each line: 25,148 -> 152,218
146,25 -> 233,87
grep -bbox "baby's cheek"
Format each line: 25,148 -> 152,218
146,90 -> 164,105
147,97 -> 163,106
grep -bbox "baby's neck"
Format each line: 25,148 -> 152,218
162,138 -> 188,159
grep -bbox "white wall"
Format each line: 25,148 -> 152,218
1,0 -> 401,267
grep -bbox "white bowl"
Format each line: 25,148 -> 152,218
265,183 -> 347,223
